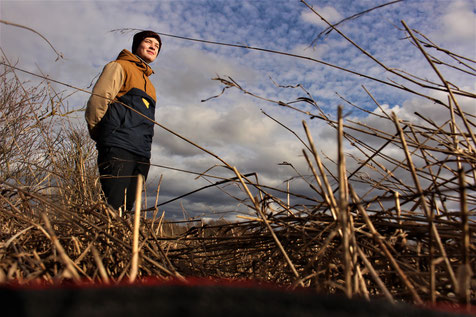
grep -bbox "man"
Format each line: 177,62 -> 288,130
85,30 -> 162,211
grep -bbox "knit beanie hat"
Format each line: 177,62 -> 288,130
132,30 -> 162,55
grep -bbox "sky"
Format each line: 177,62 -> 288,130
1,0 -> 475,220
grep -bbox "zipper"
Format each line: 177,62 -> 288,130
143,72 -> 147,92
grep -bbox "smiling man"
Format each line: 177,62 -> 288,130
85,30 -> 162,212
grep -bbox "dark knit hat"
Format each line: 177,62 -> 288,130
132,30 -> 162,55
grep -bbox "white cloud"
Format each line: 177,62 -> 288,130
300,6 -> 343,27
441,0 -> 476,42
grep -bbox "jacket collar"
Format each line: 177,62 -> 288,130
116,49 -> 154,76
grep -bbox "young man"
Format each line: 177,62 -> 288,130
85,30 -> 162,211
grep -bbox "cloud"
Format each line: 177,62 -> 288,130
441,0 -> 476,43
156,47 -> 259,105
1,0 -> 474,219
300,6 -> 343,27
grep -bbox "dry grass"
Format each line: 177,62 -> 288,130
0,14 -> 475,310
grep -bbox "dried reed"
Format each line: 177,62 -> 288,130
0,10 -> 474,311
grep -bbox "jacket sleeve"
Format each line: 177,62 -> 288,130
85,61 -> 125,138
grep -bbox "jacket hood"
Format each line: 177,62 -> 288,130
116,49 -> 154,77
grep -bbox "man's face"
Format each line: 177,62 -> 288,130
136,37 -> 160,63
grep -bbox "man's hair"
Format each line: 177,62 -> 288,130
132,30 -> 162,56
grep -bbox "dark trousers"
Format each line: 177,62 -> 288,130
97,146 -> 150,211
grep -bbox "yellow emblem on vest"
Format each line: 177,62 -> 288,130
142,98 -> 150,109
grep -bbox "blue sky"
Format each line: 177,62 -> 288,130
1,0 -> 475,219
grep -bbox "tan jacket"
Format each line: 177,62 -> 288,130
85,49 -> 156,135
